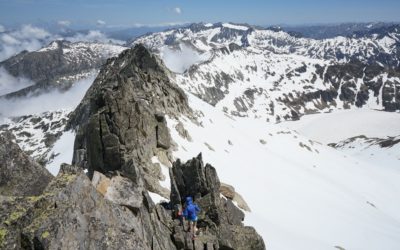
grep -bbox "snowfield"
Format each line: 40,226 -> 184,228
281,109 -> 400,144
45,130 -> 75,175
165,93 -> 400,250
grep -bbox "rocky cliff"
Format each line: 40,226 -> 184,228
69,44 -> 191,197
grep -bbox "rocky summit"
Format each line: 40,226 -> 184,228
0,44 -> 265,249
69,44 -> 191,197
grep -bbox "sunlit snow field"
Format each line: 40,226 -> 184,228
281,109 -> 400,144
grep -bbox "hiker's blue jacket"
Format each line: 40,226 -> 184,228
183,197 -> 200,220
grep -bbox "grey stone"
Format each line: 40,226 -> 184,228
220,182 -> 236,200
0,164 -> 148,250
69,44 -> 191,196
0,131 -> 53,196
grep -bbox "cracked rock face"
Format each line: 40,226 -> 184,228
69,44 -> 191,196
0,164 -> 167,250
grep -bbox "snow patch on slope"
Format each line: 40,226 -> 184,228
46,130 -> 75,175
332,135 -> 400,170
222,23 -> 249,31
281,109 -> 400,144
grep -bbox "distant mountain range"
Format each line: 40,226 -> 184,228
133,22 -> 400,122
279,22 -> 400,39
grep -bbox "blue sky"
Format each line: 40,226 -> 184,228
0,0 -> 399,28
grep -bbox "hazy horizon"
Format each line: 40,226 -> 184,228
1,0 -> 400,29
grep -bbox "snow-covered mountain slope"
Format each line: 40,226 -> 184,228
165,93 -> 400,250
0,40 -> 127,97
330,135 -> 400,169
0,110 -> 72,172
281,109 -> 400,144
281,109 -> 400,169
282,22 -> 400,40
0,110 -> 68,162
133,23 -> 400,122
134,22 -> 400,66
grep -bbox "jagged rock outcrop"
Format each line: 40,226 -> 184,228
69,44 -> 191,197
170,154 -> 265,250
0,164 -> 158,249
0,131 -> 53,196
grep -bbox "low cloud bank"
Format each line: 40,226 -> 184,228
0,73 -> 96,121
0,67 -> 35,96
0,24 -> 124,62
160,44 -> 211,73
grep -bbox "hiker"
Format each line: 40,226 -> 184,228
174,204 -> 184,226
183,196 -> 200,239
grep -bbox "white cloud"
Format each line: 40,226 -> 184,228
1,34 -> 20,45
0,67 -> 35,96
66,30 -> 124,45
58,20 -> 71,27
0,24 -> 124,62
130,21 -> 187,28
174,7 -> 182,14
0,25 -> 5,33
0,72 -> 96,119
15,25 -> 51,40
160,44 -> 211,73
97,20 -> 106,26
0,24 -> 52,61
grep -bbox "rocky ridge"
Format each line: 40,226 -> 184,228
69,44 -> 191,197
